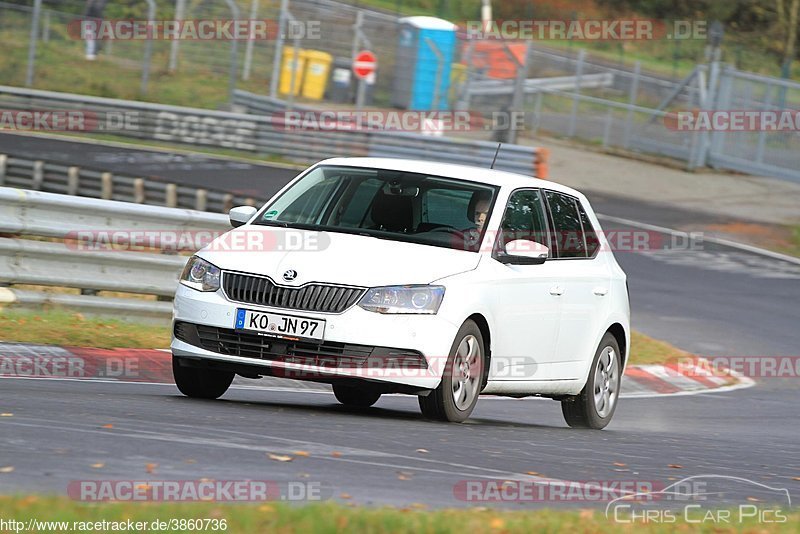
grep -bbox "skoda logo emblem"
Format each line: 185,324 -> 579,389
282,269 -> 298,282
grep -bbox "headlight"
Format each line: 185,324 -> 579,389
358,285 -> 445,314
180,256 -> 221,292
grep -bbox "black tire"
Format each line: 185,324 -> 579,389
172,356 -> 234,400
561,333 -> 622,430
418,319 -> 485,423
332,384 -> 381,408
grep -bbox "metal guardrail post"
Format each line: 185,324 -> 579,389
32,161 -> 44,190
195,189 -> 208,211
0,155 -> 7,186
101,172 -> 113,200
166,184 -> 178,207
223,194 -> 234,213
134,178 -> 146,203
67,167 -> 79,195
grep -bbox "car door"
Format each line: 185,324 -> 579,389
488,188 -> 566,382
543,191 -> 611,379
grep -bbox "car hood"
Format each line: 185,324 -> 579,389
197,226 -> 481,287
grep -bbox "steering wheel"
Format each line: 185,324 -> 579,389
427,225 -> 466,237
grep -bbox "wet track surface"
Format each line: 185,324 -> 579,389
1,133 -> 799,509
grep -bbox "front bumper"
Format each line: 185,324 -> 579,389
171,284 -> 458,389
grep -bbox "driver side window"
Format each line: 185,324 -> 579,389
499,189 -> 549,254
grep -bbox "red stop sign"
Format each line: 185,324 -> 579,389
353,50 -> 377,79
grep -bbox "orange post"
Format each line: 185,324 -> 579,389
534,147 -> 550,179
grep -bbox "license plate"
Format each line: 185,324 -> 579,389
235,309 -> 325,341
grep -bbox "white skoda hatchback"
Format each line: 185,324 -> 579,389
172,158 -> 630,429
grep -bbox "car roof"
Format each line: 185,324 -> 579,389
316,157 -> 586,199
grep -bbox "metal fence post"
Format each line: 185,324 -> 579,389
269,0 -> 290,98
140,0 -> 156,95
507,42 -> 530,145
242,0 -> 260,80
0,155 -> 6,186
25,0 -> 43,87
223,0 -> 240,103
42,10 -> 50,42
168,0 -> 187,72
622,61 -> 641,149
567,48 -> 585,138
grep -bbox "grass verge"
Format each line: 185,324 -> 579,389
0,307 -> 684,366
0,308 -> 170,349
0,497 -> 796,533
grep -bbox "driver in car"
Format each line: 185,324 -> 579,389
463,192 -> 491,251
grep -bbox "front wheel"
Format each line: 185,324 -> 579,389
172,356 -> 234,399
561,333 -> 622,429
332,384 -> 381,407
418,320 -> 485,423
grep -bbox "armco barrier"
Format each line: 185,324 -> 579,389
0,85 -> 543,176
0,187 -> 230,321
0,153 -> 260,213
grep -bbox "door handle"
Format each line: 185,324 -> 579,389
593,287 -> 609,296
549,285 -> 564,296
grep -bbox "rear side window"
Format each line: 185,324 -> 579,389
545,191 -> 586,258
577,201 -> 600,257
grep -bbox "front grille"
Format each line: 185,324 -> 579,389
174,322 -> 426,369
222,272 -> 365,314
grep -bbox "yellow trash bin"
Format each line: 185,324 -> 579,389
301,50 -> 333,100
279,47 -> 306,97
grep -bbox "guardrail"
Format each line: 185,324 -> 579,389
0,187 -> 230,323
0,85 -> 544,177
0,153 -> 261,213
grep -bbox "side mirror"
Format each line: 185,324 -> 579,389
497,239 -> 549,265
229,206 -> 258,228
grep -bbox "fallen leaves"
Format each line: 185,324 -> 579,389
415,448 -> 429,454
101,424 -> 114,429
331,451 -> 342,458
613,462 -> 627,467
267,453 -> 293,462
0,413 -> 13,417
145,463 -> 157,474
396,471 -> 413,481
293,451 -> 310,457
668,464 -> 684,469
489,517 -> 505,529
339,492 -> 352,500
0,466 -> 14,473
90,463 -> 105,469
526,471 -> 542,477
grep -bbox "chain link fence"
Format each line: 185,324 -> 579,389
1,0 -> 799,182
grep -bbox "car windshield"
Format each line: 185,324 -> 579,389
254,165 -> 499,252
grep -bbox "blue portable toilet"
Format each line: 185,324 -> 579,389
392,16 -> 457,111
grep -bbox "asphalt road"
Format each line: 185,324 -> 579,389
1,133 -> 799,512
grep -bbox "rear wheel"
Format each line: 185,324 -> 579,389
561,333 -> 621,429
172,356 -> 234,400
332,384 -> 381,408
418,320 -> 485,423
